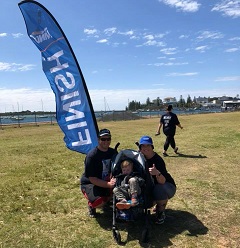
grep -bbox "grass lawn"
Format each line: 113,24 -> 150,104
0,112 -> 240,247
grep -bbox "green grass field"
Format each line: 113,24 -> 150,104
0,112 -> 240,248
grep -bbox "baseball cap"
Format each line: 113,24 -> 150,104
98,128 -> 111,137
139,135 -> 153,145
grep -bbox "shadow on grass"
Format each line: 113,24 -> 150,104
168,153 -> 207,158
96,208 -> 208,247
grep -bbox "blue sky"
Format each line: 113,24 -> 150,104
0,0 -> 240,112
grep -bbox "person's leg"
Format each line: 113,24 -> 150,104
168,134 -> 176,150
153,183 -> 176,224
81,184 -> 110,217
168,133 -> 179,153
114,186 -> 131,209
128,177 -> 141,206
163,135 -> 170,155
129,177 -> 141,195
113,186 -> 128,201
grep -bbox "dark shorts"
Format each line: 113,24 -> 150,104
153,182 -> 176,201
81,184 -> 111,203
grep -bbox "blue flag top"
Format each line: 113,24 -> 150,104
19,1 -> 99,154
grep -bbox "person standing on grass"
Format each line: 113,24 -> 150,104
155,104 -> 183,156
139,135 -> 176,224
80,129 -> 117,218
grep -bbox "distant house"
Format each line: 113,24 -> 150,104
218,96 -> 232,101
222,100 -> 240,109
211,100 -> 221,107
163,97 -> 177,105
196,97 -> 208,105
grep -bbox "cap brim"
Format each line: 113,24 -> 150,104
99,133 -> 111,137
140,142 -> 152,145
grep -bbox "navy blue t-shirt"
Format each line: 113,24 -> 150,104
80,147 -> 117,185
160,112 -> 180,135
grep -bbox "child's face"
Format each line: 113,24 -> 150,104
122,165 -> 132,175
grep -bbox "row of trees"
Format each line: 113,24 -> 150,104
126,95 -> 215,111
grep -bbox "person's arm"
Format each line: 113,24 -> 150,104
89,177 -> 116,188
175,114 -> 183,129
177,123 -> 183,129
155,123 -> 162,136
149,164 -> 166,184
155,171 -> 166,184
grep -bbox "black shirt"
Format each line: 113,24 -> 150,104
80,146 -> 117,185
160,112 -> 180,135
146,153 -> 176,187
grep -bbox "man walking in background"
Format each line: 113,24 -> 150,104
155,105 -> 183,156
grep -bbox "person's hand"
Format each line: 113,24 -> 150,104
108,177 -> 116,188
155,132 -> 160,136
148,164 -> 159,176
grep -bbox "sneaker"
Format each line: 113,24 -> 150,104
116,199 -> 131,210
174,147 -> 179,154
131,198 -> 139,207
88,206 -> 96,218
155,211 -> 166,225
163,152 -> 168,157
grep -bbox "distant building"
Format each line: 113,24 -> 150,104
222,100 -> 240,109
210,100 -> 221,107
196,97 -> 208,105
163,97 -> 177,105
218,96 -> 232,101
152,98 -> 163,106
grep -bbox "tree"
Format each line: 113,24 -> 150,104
193,96 -> 196,104
186,95 -> 193,107
146,97 -> 151,106
178,95 -> 185,107
128,100 -> 141,111
156,97 -> 161,106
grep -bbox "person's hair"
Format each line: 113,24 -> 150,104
167,105 -> 173,111
121,159 -> 133,169
139,144 -> 154,150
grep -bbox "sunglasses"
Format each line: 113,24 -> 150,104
100,138 -> 111,141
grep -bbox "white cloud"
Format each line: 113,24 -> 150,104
118,30 -> 134,36
166,72 -> 198,76
212,0 -> 240,18
215,76 -> 240,82
0,88 -> 55,112
179,34 -> 189,39
149,62 -> 188,66
159,0 -> 201,12
143,40 -> 165,47
224,47 -> 239,52
96,39 -> 108,43
144,35 -> 155,40
0,33 -> 7,37
12,33 -> 23,38
195,45 -> 209,52
84,28 -> 98,35
0,62 -> 35,72
197,30 -> 224,40
104,27 -> 117,35
229,36 -> 240,41
160,47 -> 177,55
